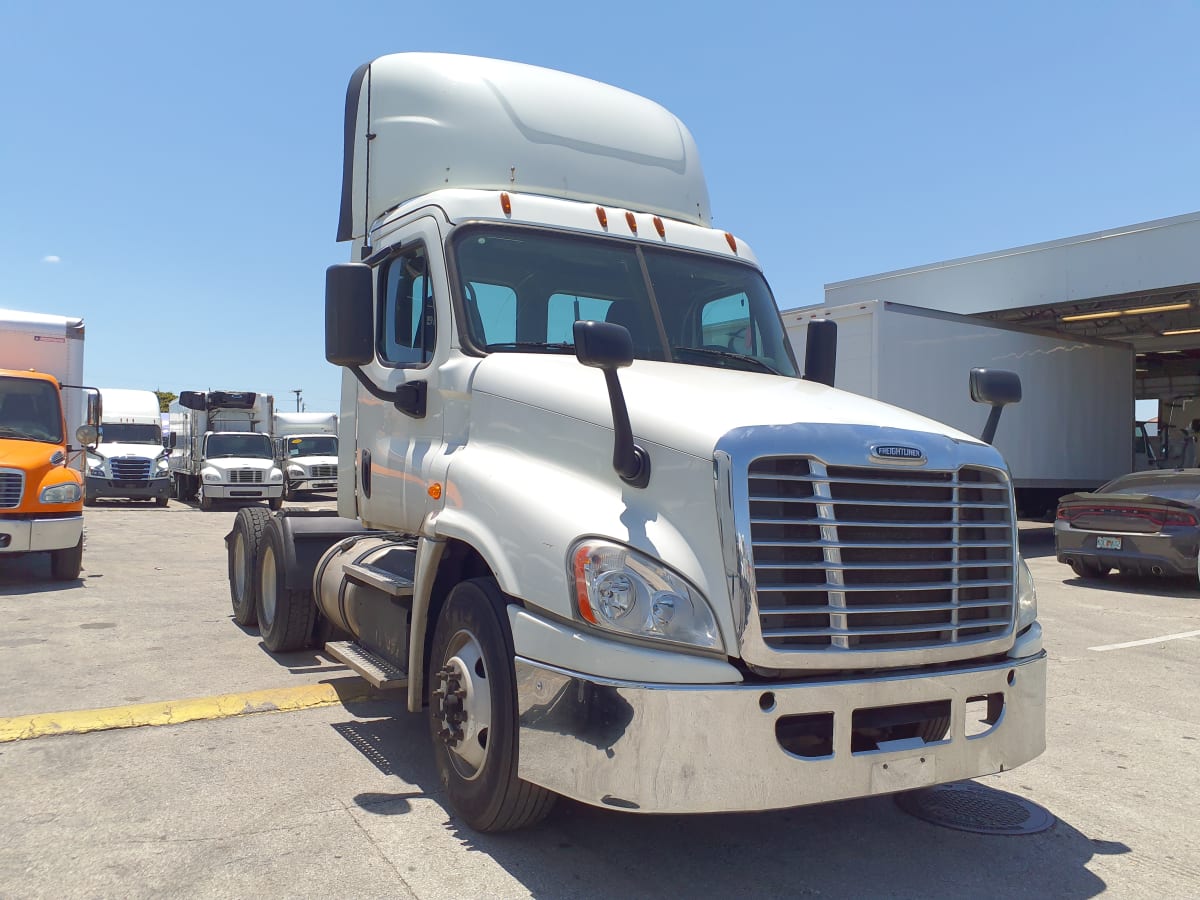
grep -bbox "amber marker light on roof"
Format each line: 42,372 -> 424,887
500,192 -> 512,215
625,211 -> 638,233
428,483 -> 443,500
596,206 -> 608,228
725,232 -> 738,253
653,216 -> 665,238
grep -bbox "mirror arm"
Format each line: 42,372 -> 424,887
348,366 -> 426,418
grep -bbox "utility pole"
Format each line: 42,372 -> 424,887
292,389 -> 302,412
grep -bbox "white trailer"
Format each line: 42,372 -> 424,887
785,300 -> 1134,514
271,411 -> 338,499
168,391 -> 282,510
86,388 -> 171,505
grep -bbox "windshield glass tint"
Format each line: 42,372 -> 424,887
102,423 -> 162,444
452,227 -> 797,376
0,376 -> 64,443
284,436 -> 338,457
206,433 -> 272,459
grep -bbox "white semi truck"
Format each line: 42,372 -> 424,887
85,388 -> 171,506
271,411 -> 338,499
226,54 -> 1045,832
785,300 -> 1136,516
169,391 -> 283,510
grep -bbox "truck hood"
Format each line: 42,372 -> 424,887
0,438 -> 63,469
94,442 -> 165,459
471,355 -> 983,459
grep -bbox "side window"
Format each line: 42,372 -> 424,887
379,246 -> 435,366
701,293 -> 756,352
546,294 -> 613,343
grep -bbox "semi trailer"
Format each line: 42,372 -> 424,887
226,54 -> 1045,832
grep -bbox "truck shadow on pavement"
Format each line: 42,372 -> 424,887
330,711 -> 1118,899
1062,573 -> 1199,598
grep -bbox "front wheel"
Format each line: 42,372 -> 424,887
268,496 -> 283,511
428,578 -> 556,832
50,537 -> 83,581
199,485 -> 214,511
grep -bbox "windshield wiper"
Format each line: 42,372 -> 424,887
673,346 -> 780,375
485,341 -> 577,354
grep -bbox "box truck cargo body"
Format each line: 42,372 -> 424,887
0,308 -> 99,579
86,388 -> 171,505
786,301 -> 1134,513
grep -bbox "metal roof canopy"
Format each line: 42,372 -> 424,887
822,211 -> 1200,400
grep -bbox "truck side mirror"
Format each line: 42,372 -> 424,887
574,320 -> 649,488
179,391 -> 207,411
326,263 -> 375,366
76,425 -> 99,448
970,368 -> 1022,445
802,318 -> 837,387
164,432 -> 177,450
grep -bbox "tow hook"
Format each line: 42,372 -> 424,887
433,664 -> 467,747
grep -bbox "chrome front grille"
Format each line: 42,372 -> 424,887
0,469 -> 24,508
747,457 -> 1014,654
229,469 -> 264,484
111,457 -> 152,480
311,465 -> 337,479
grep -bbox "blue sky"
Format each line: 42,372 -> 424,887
2,1 -> 1197,414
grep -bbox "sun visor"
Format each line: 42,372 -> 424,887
336,53 -> 711,243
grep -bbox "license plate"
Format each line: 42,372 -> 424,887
1096,536 -> 1122,550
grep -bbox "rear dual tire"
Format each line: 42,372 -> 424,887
228,506 -> 271,626
254,524 -> 317,652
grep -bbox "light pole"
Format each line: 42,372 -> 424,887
292,389 -> 302,412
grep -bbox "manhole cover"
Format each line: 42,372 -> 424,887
895,781 -> 1055,835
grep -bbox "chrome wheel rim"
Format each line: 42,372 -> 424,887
434,630 -> 491,779
259,545 -> 277,627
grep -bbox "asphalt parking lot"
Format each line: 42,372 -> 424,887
1,501 -> 1197,898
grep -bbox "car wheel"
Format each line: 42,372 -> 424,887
429,577 -> 556,832
1070,558 -> 1109,579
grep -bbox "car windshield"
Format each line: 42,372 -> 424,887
1099,474 -> 1200,502
206,432 -> 272,459
0,376 -> 64,444
452,226 -> 798,376
101,423 -> 163,444
284,436 -> 338,457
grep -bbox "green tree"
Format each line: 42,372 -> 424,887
154,390 -> 177,413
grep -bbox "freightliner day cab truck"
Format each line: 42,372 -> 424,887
86,388 -> 172,506
1,308 -> 101,580
169,391 -> 283,510
226,54 -> 1045,832
271,411 -> 338,499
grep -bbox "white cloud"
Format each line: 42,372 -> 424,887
42,255 -> 61,264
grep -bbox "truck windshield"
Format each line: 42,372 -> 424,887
0,376 -> 64,444
205,433 -> 273,459
283,436 -> 338,457
101,423 -> 163,444
452,226 -> 799,376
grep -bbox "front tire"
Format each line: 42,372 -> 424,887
50,537 -> 83,581
429,578 -> 555,832
254,524 -> 316,652
199,484 -> 214,511
229,506 -> 271,626
268,496 -> 283,511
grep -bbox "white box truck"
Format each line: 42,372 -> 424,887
271,411 -> 338,499
225,54 -> 1045,832
169,391 -> 283,510
786,300 -> 1135,516
85,388 -> 171,506
1,308 -> 100,579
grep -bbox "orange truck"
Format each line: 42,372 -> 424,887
0,308 -> 100,580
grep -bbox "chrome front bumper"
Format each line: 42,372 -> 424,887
0,515 -> 83,553
515,652 -> 1046,814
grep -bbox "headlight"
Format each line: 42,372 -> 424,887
570,539 -> 723,652
41,482 -> 82,504
269,468 -> 283,482
87,453 -> 105,475
202,471 -> 221,483
155,458 -> 170,474
1016,556 -> 1038,631
286,465 -> 305,479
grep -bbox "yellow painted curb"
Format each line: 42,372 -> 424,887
0,677 -> 380,743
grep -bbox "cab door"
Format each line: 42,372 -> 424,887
355,216 -> 448,533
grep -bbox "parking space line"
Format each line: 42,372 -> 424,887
0,678 -> 379,743
1089,629 -> 1200,652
